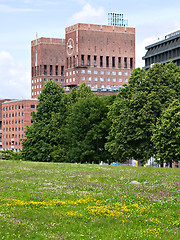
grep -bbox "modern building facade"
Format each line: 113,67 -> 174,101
108,12 -> 128,27
142,30 -> 180,69
31,23 -> 135,98
2,99 -> 38,151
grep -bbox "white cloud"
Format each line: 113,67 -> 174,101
0,4 -> 42,12
136,37 -> 156,68
0,51 -> 31,99
70,3 -> 105,24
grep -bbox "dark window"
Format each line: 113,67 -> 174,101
100,56 -> 103,67
44,65 -> 47,75
70,57 -> 72,68
81,55 -> 84,66
56,65 -> 58,75
94,56 -> 97,67
67,58 -> 68,68
73,56 -> 75,67
118,57 -> 121,68
124,57 -> 127,68
31,105 -> 35,109
87,55 -> 90,66
61,66 -> 64,76
106,56 -> 109,67
112,57 -> 115,68
50,65 -> 52,75
130,58 -> 133,69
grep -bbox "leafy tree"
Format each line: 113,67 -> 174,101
106,62 -> 180,165
65,95 -> 113,164
152,99 -> 180,167
22,81 -> 68,162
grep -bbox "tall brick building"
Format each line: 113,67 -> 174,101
2,100 -> 38,151
31,23 -> 135,98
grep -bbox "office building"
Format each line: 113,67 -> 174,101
142,30 -> 180,69
2,99 -> 38,151
31,23 -> 135,98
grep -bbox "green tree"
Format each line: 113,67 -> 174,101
106,62 -> 180,165
152,99 -> 180,167
22,81 -> 68,162
65,95 -> 113,164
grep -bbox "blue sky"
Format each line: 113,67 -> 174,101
0,0 -> 180,99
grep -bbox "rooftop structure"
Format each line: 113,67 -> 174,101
108,12 -> 128,27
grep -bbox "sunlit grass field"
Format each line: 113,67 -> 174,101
0,160 -> 179,239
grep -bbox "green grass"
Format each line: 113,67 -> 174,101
0,160 -> 179,239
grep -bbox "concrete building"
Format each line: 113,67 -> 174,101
31,23 -> 135,98
142,29 -> 180,69
108,12 -> 128,27
2,99 -> 38,151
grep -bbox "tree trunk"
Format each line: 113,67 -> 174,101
170,161 -> 172,168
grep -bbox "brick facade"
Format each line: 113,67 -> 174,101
2,100 -> 38,151
31,23 -> 135,98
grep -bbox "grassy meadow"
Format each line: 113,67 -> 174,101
0,160 -> 179,239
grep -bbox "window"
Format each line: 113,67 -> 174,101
94,70 -> 98,74
94,77 -> 97,81
112,78 -> 116,82
94,56 -> 97,67
100,78 -> 104,82
67,58 -> 68,68
112,71 -> 116,75
94,84 -> 97,88
44,78 -> 47,82
56,65 -> 58,75
100,56 -> 103,67
118,57 -> 121,68
124,57 -> 127,68
112,57 -> 115,68
87,55 -> 90,66
81,70 -> 85,74
118,72 -> 122,75
100,71 -> 104,74
81,76 -> 85,81
88,77 -> 91,81
31,105 -> 35,109
106,71 -> 110,75
124,72 -> 128,76
9,106 -> 11,110
88,70 -> 91,74
130,58 -> 133,69
61,66 -> 64,76
125,78 -> 128,83
106,78 -> 110,82
88,84 -> 91,87
70,57 -> 72,68
106,56 -> 109,67
81,55 -> 84,66
44,65 -> 47,75
56,79 -> 59,82
118,78 -> 122,82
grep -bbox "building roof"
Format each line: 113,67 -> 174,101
2,99 -> 38,104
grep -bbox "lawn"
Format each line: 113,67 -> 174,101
0,160 -> 179,239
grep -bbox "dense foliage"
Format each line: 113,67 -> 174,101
105,62 -> 180,165
22,63 -> 180,166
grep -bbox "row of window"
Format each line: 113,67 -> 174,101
3,105 -> 24,111
32,91 -> 41,96
67,56 -> 133,69
3,119 -> 24,125
4,134 -> 24,139
67,77 -> 128,82
3,105 -> 36,112
3,127 -> 24,132
4,142 -> 21,146
86,84 -> 123,88
32,65 -> 64,77
66,70 -> 128,76
3,112 -> 24,118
